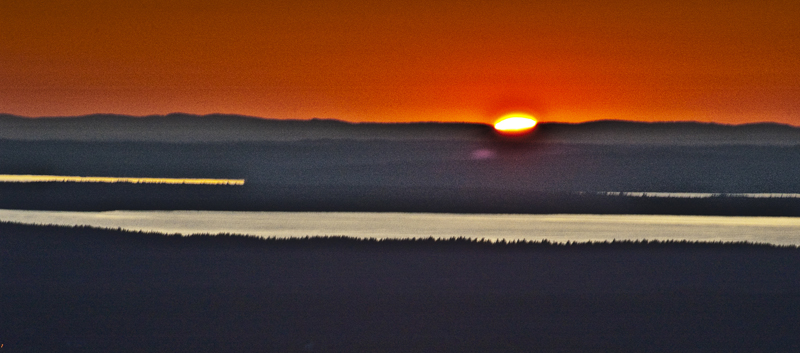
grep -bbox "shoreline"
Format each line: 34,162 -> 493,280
3,210 -> 800,246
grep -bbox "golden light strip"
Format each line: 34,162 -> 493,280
0,174 -> 244,185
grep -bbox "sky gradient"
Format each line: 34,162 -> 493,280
2,0 -> 799,125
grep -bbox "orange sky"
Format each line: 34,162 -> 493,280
2,0 -> 799,125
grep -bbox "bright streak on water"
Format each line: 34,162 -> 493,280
1,210 -> 800,246
590,191 -> 800,198
0,174 -> 244,185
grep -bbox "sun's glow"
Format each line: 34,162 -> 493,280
0,174 -> 245,185
493,114 -> 538,134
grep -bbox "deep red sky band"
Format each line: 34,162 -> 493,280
2,0 -> 799,125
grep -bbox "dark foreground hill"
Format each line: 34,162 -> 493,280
2,222 -> 799,352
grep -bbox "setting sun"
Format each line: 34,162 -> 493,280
493,114 -> 538,134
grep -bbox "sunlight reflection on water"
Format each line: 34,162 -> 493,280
1,210 -> 799,246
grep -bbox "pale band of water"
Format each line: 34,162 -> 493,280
589,191 -> 800,198
0,174 -> 244,185
1,209 -> 799,246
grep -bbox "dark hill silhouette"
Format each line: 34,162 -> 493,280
2,222 -> 799,352
0,113 -> 494,142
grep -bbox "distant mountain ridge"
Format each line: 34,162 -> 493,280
1,113 -> 799,145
